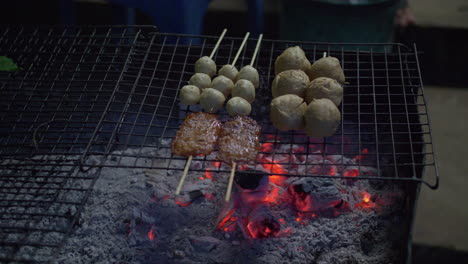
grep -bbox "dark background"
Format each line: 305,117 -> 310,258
1,1 -> 467,87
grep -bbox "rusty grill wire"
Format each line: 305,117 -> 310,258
0,26 -> 439,263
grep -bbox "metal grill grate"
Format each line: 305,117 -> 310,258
0,26 -> 155,263
0,26 -> 439,263
78,32 -> 439,188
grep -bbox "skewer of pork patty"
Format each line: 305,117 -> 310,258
218,116 -> 261,201
172,112 -> 221,194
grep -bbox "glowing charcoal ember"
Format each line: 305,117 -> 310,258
247,221 -> 280,238
363,192 -> 371,203
246,216 -> 281,239
204,169 -> 214,179
174,196 -> 192,207
354,148 -> 369,161
147,225 -> 155,241
343,169 -> 360,177
354,191 -> 377,210
288,178 -> 344,213
216,209 -> 236,231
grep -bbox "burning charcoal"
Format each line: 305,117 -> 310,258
189,236 -> 221,252
235,170 -> 265,190
246,206 -> 281,238
289,178 -> 343,213
247,218 -> 280,239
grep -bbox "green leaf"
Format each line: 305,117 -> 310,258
0,56 -> 20,72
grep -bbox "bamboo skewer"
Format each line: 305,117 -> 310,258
225,162 -> 237,202
224,34 -> 263,202
209,28 -> 228,59
323,52 -> 327,58
175,30 -> 227,196
249,34 -> 263,67
175,155 -> 193,195
231,32 -> 250,66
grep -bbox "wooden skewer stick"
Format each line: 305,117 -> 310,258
323,52 -> 327,58
249,34 -> 263,67
176,29 -> 227,195
209,28 -> 228,59
225,162 -> 237,202
231,32 -> 250,66
175,155 -> 193,195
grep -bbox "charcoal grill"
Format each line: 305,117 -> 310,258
0,26 -> 439,263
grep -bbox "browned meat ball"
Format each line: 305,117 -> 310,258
171,112 -> 221,157
218,116 -> 261,164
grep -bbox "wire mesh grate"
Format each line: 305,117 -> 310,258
0,26 -> 156,263
0,26 -> 439,263
78,33 -> 438,189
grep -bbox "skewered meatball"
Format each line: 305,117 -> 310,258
306,56 -> 346,83
236,65 -> 259,88
195,56 -> 216,77
274,46 -> 311,75
270,94 -> 307,131
200,88 -> 226,113
179,85 -> 200,105
232,79 -> 255,103
218,64 -> 239,81
304,98 -> 341,137
272,69 -> 309,98
226,97 -> 251,116
211,75 -> 234,97
305,77 -> 343,106
189,73 -> 211,90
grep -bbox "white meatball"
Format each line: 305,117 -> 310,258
195,56 -> 216,77
179,85 -> 200,105
304,98 -> 341,138
211,75 -> 234,97
306,56 -> 346,83
272,70 -> 310,98
232,79 -> 255,103
274,46 -> 311,75
218,64 -> 239,81
236,65 -> 259,88
189,73 -> 211,90
270,94 -> 307,131
305,77 -> 343,106
200,88 -> 226,113
226,97 -> 252,116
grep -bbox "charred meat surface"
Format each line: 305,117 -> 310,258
218,116 -> 261,164
172,112 -> 221,157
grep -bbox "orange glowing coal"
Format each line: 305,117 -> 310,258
259,142 -> 274,153
343,169 -> 359,177
174,197 -> 191,207
355,191 -> 376,210
148,225 -> 155,241
205,170 -> 213,179
217,209 -> 235,231
363,192 -> 371,203
246,220 -> 280,239
354,148 -> 369,161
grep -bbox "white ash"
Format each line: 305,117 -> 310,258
0,142 -> 407,263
